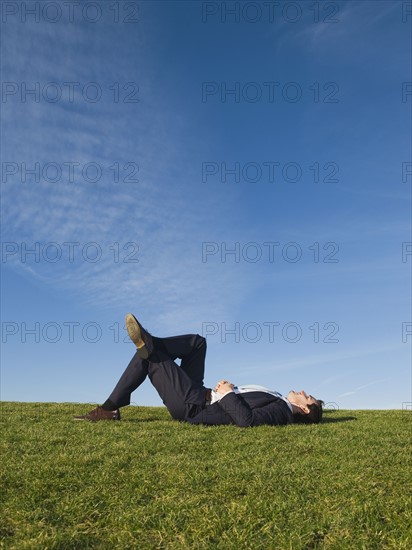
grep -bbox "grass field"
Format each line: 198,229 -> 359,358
1,402 -> 411,549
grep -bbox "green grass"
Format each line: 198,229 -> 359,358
1,403 -> 411,549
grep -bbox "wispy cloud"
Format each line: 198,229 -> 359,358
337,378 -> 388,398
1,19 -> 254,333
288,0 -> 402,52
234,342 -> 405,375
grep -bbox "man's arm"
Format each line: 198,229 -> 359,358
217,391 -> 291,427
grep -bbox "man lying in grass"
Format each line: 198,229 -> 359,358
75,313 -> 324,427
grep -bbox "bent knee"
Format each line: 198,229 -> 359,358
196,334 -> 207,347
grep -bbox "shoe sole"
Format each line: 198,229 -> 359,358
125,313 -> 149,359
73,413 -> 121,421
72,417 -> 120,421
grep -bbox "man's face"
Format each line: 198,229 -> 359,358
287,390 -> 317,411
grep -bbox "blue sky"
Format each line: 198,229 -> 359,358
1,0 -> 411,410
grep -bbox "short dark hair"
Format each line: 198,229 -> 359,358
293,400 -> 324,424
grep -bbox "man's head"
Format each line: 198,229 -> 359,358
287,390 -> 324,424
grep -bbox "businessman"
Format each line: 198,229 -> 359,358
75,313 -> 324,427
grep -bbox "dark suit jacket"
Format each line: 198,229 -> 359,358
188,391 -> 293,427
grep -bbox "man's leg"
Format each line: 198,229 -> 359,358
75,327 -> 209,421
73,351 -> 148,420
153,334 -> 207,386
105,350 -> 207,421
105,351 -> 149,408
124,314 -> 207,386
106,333 -> 206,407
146,346 -> 208,420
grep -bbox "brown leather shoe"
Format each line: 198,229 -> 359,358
73,406 -> 121,421
125,313 -> 153,359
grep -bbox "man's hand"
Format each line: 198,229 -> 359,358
215,380 -> 235,395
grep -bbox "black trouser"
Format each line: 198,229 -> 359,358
107,334 -> 209,420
